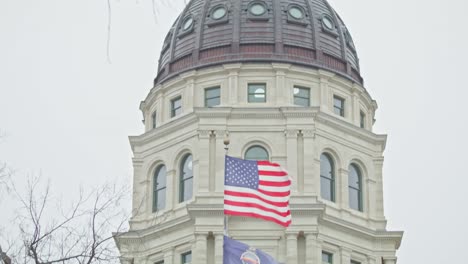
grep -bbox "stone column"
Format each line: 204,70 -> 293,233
319,76 -> 329,113
340,247 -> 352,264
339,168 -> 350,210
214,233 -> 224,264
304,233 -> 318,264
215,130 -> 228,193
223,65 -> 240,105
286,233 -> 298,264
166,169 -> 175,209
164,248 -> 174,264
302,130 -> 316,195
285,130 -> 299,193
194,234 -> 208,264
197,130 -> 212,193
372,157 -> 385,220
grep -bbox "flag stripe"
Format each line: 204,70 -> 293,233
258,180 -> 291,187
225,187 -> 289,203
224,205 -> 292,222
224,200 -> 291,216
258,170 -> 288,176
224,193 -> 290,210
257,161 -> 280,167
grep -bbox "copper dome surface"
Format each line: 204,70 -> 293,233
154,0 -> 362,85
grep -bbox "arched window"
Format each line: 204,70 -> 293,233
320,153 -> 335,202
245,145 -> 269,161
348,164 -> 363,211
153,165 -> 166,212
179,154 -> 193,203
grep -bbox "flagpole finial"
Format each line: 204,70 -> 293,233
224,132 -> 230,153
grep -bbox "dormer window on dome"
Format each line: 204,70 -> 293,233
321,14 -> 336,34
179,15 -> 194,38
249,2 -> 266,16
289,5 -> 305,20
211,5 -> 227,20
247,1 -> 269,21
286,4 -> 308,26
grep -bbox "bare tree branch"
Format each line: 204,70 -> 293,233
4,176 -> 129,264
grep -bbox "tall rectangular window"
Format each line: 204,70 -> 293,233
151,111 -> 157,129
181,251 -> 192,264
171,96 -> 182,117
322,251 -> 333,264
205,87 -> 221,107
351,261 -> 361,264
333,96 -> 345,117
248,83 -> 266,103
294,86 -> 310,107
360,111 -> 366,128
155,261 -> 164,264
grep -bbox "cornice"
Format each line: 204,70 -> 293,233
315,112 -> 387,151
129,114 -> 199,151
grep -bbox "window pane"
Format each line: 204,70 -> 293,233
182,155 -> 193,180
180,155 -> 193,202
322,252 -> 332,263
245,146 -> 269,160
182,252 -> 192,263
248,84 -> 266,103
156,166 -> 167,188
333,96 -> 344,116
206,97 -> 220,107
171,97 -> 182,117
294,87 -> 310,98
182,178 -> 193,202
320,177 -> 333,201
320,154 -> 335,202
173,98 -> 182,108
156,188 -> 166,210
351,261 -> 361,264
320,154 -> 333,180
349,189 -> 361,211
294,97 -> 309,107
205,87 -> 220,98
348,165 -> 360,189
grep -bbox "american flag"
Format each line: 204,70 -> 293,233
224,155 -> 291,227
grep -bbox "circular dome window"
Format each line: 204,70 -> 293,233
182,17 -> 194,31
288,6 -> 304,19
250,3 -> 266,16
322,15 -> 334,31
212,6 -> 227,20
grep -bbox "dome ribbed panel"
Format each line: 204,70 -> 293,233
172,0 -> 204,60
239,0 -> 275,44
201,0 -> 234,49
312,0 -> 342,59
280,0 -> 315,49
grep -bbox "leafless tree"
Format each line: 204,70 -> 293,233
2,176 -> 129,264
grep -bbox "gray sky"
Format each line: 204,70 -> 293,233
1,0 -> 467,263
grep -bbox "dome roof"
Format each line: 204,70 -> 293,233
154,0 -> 362,86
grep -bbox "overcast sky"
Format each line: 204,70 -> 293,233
1,0 -> 467,263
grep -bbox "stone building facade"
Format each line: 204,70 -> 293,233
115,0 -> 403,263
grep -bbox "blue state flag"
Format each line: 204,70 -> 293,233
223,236 -> 281,264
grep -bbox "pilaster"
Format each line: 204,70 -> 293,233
214,233 -> 224,264
303,129 -> 316,195
285,130 -> 299,193
194,234 -> 208,264
286,233 -> 298,264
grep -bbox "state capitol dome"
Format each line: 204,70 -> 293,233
155,0 -> 362,86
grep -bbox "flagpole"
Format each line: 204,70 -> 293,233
223,132 -> 230,236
